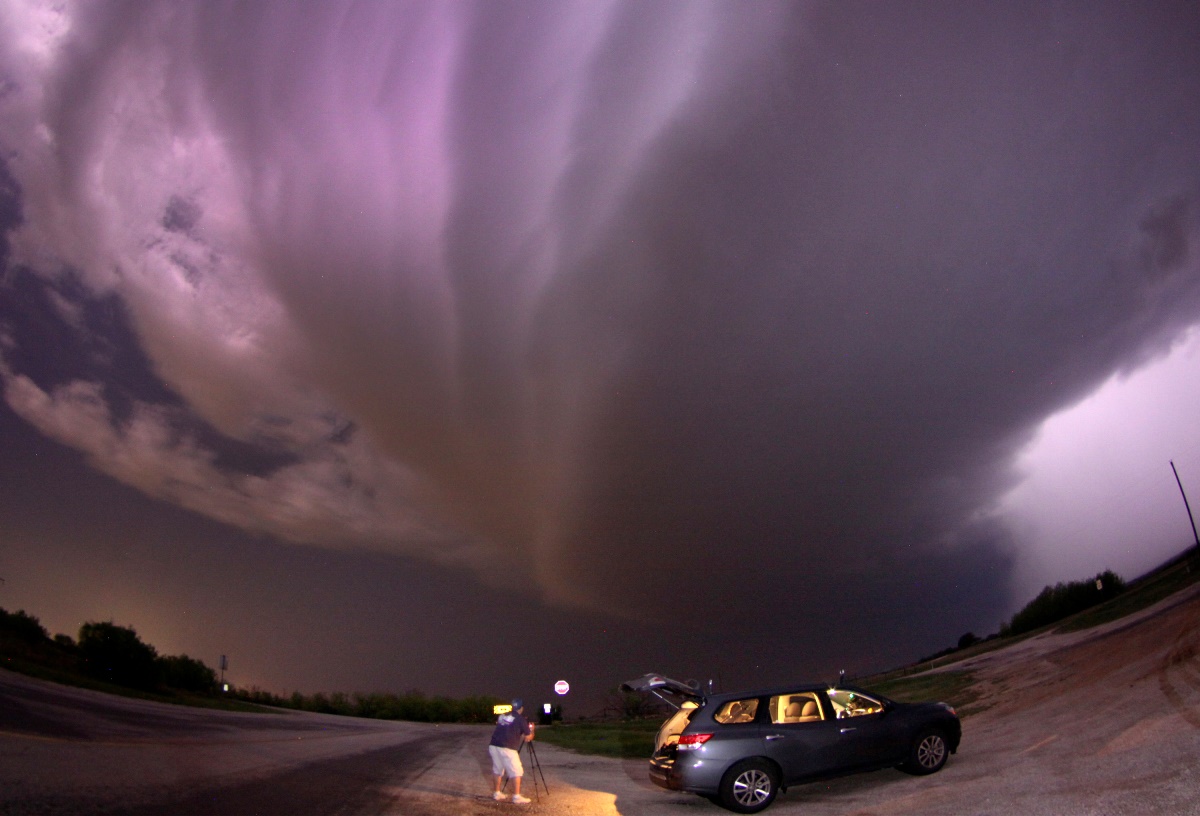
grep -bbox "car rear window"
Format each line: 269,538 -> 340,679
769,692 -> 824,723
713,698 -> 759,724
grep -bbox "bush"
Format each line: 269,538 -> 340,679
78,621 -> 160,690
0,608 -> 50,645
158,654 -> 218,694
1004,570 -> 1126,637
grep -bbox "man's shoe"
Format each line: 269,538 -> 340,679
493,791 -> 506,800
512,794 -> 531,804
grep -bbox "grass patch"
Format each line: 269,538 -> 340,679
868,670 -> 983,716
534,719 -> 662,759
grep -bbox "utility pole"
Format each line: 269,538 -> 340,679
1170,461 -> 1200,551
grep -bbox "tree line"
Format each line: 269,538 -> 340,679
1,609 -> 219,693
920,569 -> 1127,663
998,569 -> 1125,637
0,606 -> 501,722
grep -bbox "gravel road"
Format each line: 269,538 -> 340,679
3,581 -> 1200,815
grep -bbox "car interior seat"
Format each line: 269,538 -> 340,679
783,696 -> 821,723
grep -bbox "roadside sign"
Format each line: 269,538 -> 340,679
554,680 -> 569,695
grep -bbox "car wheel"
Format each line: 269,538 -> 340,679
901,729 -> 948,775
718,759 -> 779,813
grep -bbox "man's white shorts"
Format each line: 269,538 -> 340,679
489,744 -> 524,778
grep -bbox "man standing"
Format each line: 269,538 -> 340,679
489,698 -> 534,804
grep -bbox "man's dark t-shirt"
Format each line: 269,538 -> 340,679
489,712 -> 531,751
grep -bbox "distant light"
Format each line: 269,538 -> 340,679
544,703 -> 552,714
493,704 -> 513,715
222,683 -> 229,693
554,679 -> 570,695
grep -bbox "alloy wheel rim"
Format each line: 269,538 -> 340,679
918,735 -> 945,768
733,769 -> 772,805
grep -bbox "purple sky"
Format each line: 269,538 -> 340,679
1,1 -> 1199,712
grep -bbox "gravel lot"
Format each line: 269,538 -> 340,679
3,581 -> 1200,815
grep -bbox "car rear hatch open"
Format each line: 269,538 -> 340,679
622,673 -> 706,779
620,673 -> 703,707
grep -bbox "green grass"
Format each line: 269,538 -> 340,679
534,718 -> 663,759
868,670 -> 983,716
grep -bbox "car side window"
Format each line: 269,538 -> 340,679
769,692 -> 824,724
826,689 -> 884,719
713,698 -> 759,724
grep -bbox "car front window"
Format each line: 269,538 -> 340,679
713,698 -> 759,724
826,689 -> 884,718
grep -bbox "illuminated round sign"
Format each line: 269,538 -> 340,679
554,680 -> 570,695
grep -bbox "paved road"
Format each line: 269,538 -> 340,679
4,581 -> 1200,815
0,671 -> 481,815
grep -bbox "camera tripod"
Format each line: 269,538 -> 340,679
501,737 -> 549,801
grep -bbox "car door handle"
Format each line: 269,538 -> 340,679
839,727 -> 857,734
765,734 -> 787,740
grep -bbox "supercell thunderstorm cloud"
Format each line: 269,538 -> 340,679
1,1 -> 1199,701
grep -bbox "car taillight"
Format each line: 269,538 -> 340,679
676,733 -> 714,751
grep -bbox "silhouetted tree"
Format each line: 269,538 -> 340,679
0,608 -> 49,645
158,654 -> 218,694
78,621 -> 160,690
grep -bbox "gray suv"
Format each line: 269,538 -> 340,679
622,673 -> 961,813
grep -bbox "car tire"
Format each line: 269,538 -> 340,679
900,729 -> 949,775
717,759 -> 779,813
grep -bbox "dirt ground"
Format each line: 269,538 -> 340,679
3,580 -> 1200,814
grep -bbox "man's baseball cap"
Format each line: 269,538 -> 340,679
512,698 -> 524,710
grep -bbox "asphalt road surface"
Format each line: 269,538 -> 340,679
4,580 -> 1200,815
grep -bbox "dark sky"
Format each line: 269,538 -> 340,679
1,1 -> 1199,713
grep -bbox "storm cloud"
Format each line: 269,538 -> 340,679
2,0 -> 1199,689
